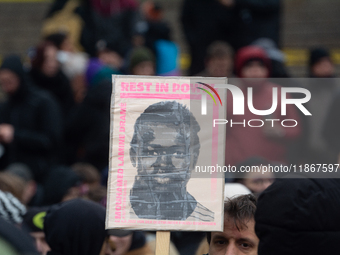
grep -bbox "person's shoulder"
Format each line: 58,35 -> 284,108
27,86 -> 59,106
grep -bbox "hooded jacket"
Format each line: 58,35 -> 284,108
44,199 -> 106,255
0,55 -> 62,182
255,178 -> 340,255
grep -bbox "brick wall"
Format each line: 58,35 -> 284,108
0,2 -> 50,60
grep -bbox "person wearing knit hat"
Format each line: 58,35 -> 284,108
255,177 -> 340,255
309,47 -> 335,77
44,199 -> 106,255
235,46 -> 271,79
23,207 -> 50,255
225,46 -> 301,167
42,166 -> 81,206
129,47 -> 155,75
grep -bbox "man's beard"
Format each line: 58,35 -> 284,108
137,165 -> 190,192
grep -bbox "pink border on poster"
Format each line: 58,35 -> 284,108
211,103 -> 219,198
118,84 -> 221,225
121,93 -> 201,100
114,219 -> 216,226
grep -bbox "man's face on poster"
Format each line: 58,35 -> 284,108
135,122 -> 195,192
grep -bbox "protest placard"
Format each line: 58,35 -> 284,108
106,75 -> 227,232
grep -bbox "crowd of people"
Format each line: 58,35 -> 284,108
0,0 -> 339,254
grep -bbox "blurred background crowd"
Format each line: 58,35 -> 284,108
0,0 -> 340,254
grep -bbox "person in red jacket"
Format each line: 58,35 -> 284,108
225,46 -> 301,166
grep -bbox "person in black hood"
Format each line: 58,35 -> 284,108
42,166 -> 81,206
44,199 -> 106,255
0,55 -> 62,183
255,177 -> 340,255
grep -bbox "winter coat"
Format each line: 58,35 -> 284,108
256,178 -> 340,255
0,56 -> 62,182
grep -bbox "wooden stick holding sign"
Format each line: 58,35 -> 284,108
155,231 -> 171,255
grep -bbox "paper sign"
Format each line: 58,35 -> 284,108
106,75 -> 227,231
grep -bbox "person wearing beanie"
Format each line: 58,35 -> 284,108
255,178 -> 340,255
42,166 -> 81,205
234,46 -> 271,79
309,47 -> 335,78
23,207 -> 51,255
129,47 -> 155,75
225,46 -> 301,167
0,55 -> 62,183
44,199 -> 106,255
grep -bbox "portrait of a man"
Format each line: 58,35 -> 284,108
129,101 -> 214,221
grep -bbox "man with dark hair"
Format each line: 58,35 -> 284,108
129,101 -> 214,221
206,194 -> 258,255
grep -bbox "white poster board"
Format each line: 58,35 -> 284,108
106,75 -> 227,231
